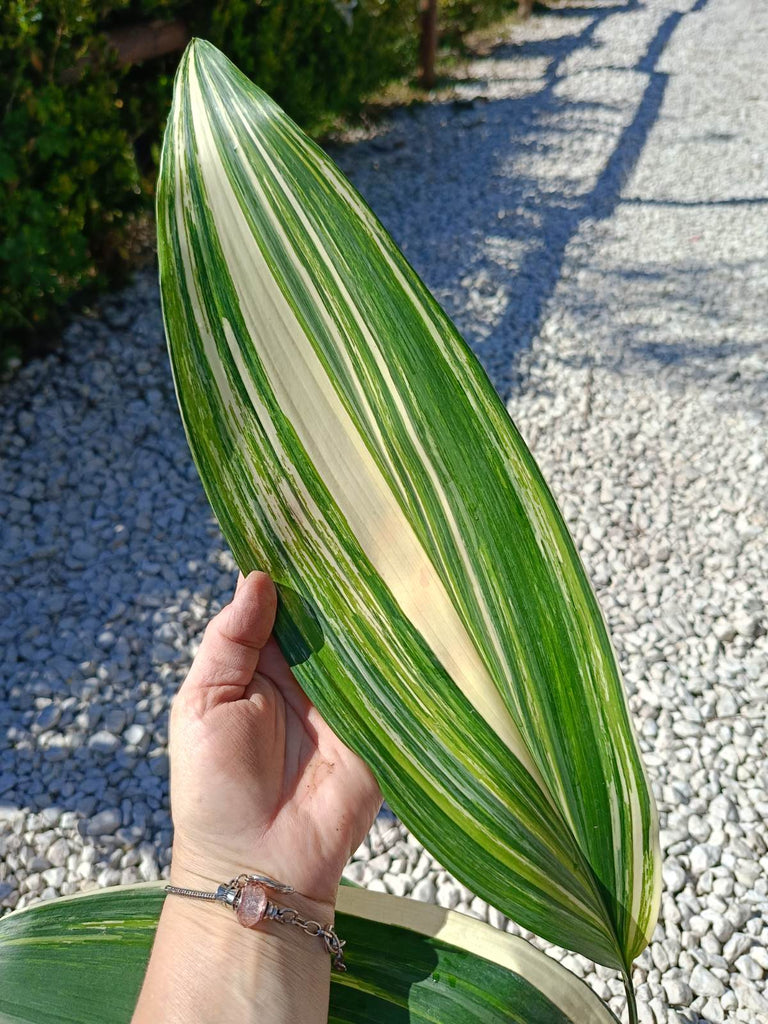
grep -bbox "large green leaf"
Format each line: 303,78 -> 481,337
0,885 -> 619,1024
156,39 -> 659,974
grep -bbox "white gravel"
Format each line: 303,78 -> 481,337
1,0 -> 766,1021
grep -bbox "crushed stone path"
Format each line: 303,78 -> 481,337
2,1 -> 766,1021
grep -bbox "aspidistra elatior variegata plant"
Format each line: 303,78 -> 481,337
157,38 -> 660,984
0,884 -> 621,1024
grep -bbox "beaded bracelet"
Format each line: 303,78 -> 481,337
164,872 -> 347,972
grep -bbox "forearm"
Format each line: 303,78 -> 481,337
132,868 -> 332,1024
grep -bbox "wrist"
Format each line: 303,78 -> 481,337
166,854 -> 338,970
163,891 -> 331,969
138,874 -> 333,1024
169,837 -> 340,912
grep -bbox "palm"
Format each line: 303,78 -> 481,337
170,574 -> 381,904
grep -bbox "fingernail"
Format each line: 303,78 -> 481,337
236,570 -> 261,596
235,570 -> 252,599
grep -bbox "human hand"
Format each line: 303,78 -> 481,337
167,570 -> 382,914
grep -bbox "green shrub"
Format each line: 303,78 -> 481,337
208,0 -> 417,130
0,0 -> 518,365
0,0 -> 417,364
0,2 -> 133,361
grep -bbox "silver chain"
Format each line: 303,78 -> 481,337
163,884 -> 219,901
164,874 -> 347,972
265,902 -> 347,972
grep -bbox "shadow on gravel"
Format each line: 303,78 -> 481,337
330,0 -> 714,399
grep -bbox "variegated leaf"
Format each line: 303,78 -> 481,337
156,39 -> 660,975
0,884 -> 620,1024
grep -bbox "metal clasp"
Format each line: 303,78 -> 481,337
214,882 -> 241,907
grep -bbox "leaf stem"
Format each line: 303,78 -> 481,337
623,969 -> 638,1024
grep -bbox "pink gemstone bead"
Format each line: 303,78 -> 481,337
236,882 -> 268,928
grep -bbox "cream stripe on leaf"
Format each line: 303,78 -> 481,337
0,884 -> 620,1024
157,38 -> 660,983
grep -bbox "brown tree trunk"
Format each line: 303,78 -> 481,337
60,19 -> 189,83
419,0 -> 438,89
518,0 -> 534,19
106,19 -> 190,66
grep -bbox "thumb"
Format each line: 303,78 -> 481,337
181,570 -> 277,708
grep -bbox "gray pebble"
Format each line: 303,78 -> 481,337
342,861 -> 366,884
382,872 -> 411,898
411,877 -> 437,903
662,861 -> 687,895
689,844 -> 721,875
41,867 -> 66,888
103,709 -> 127,734
45,838 -> 70,867
87,731 -> 120,755
124,724 -> 148,749
689,963 -> 725,998
138,845 -> 159,882
85,809 -> 121,836
436,883 -> 460,910
734,955 -> 763,981
731,975 -> 768,1014
34,705 -> 61,731
663,978 -> 692,1007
